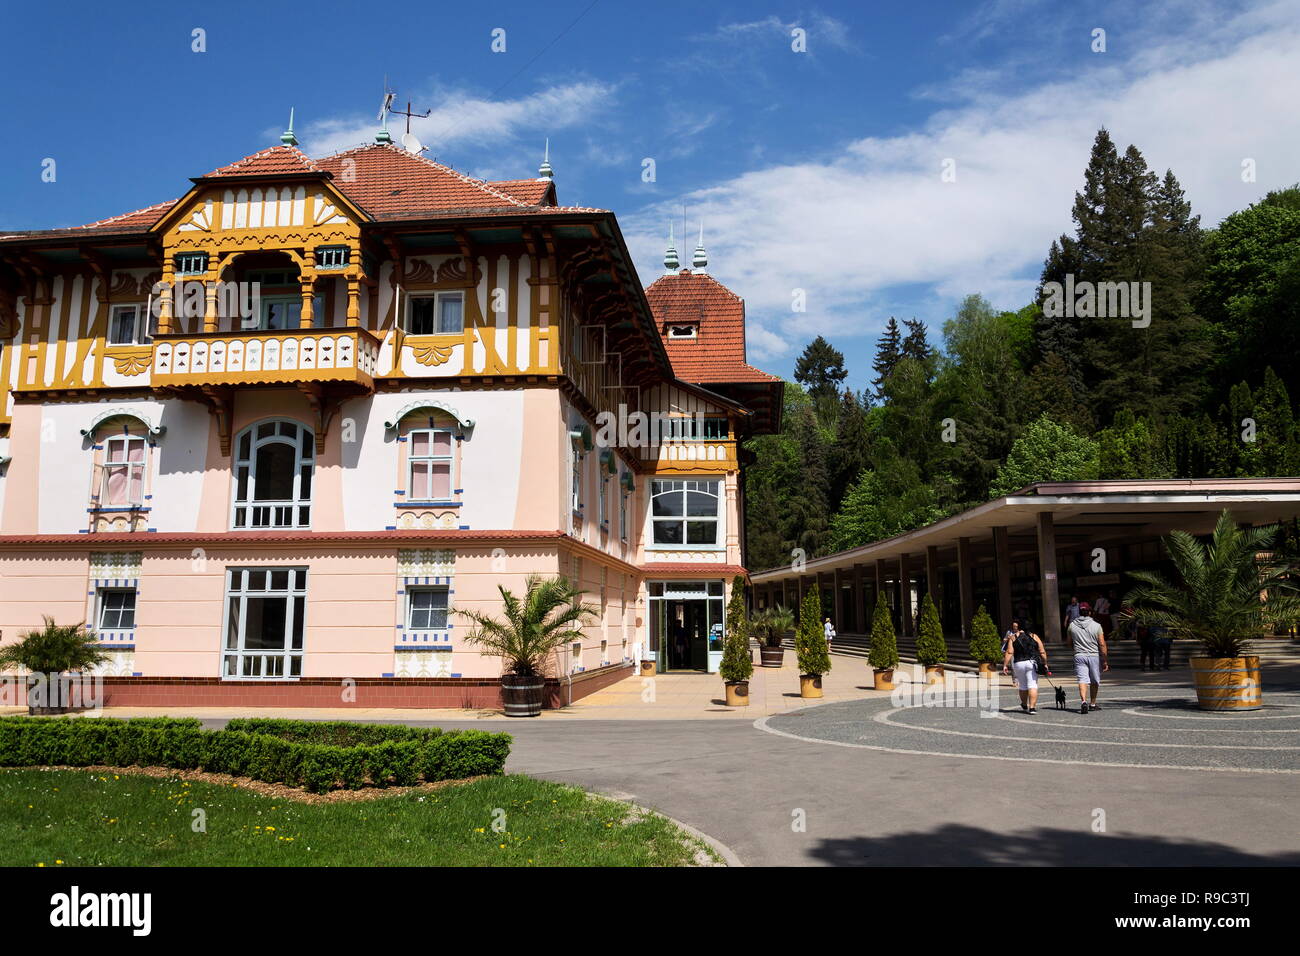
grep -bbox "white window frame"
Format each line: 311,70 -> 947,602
221,566 -> 307,679
99,435 -> 148,508
406,586 -> 450,631
407,427 -> 455,502
96,588 -> 137,631
667,324 -> 698,339
253,294 -> 324,331
571,444 -> 584,516
649,478 -> 723,550
619,475 -> 629,542
231,420 -> 314,530
405,291 -> 465,335
108,303 -> 147,346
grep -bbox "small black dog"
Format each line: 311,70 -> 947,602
1054,685 -> 1068,709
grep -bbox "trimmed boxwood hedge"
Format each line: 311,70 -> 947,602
0,717 -> 510,794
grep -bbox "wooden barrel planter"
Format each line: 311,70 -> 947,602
1190,656 -> 1261,711
640,660 -> 656,676
799,675 -> 823,699
759,646 -> 785,667
977,662 -> 997,676
500,674 -> 546,717
872,668 -> 895,691
924,665 -> 945,685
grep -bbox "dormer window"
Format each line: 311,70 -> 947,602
667,324 -> 698,340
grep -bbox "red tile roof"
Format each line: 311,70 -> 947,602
645,270 -> 780,385
71,142 -> 587,230
75,199 -> 179,232
203,144 -> 324,179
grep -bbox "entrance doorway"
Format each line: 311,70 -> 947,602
648,581 -> 725,673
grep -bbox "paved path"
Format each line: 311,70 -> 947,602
39,656 -> 1300,866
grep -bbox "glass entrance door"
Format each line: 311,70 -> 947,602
648,581 -> 725,673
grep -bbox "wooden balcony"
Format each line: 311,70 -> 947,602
151,327 -> 381,390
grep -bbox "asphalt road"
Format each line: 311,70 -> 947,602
425,697 -> 1300,867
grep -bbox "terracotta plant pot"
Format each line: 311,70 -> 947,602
759,646 -> 785,667
872,668 -> 895,691
500,674 -> 546,717
1190,656 -> 1261,711
724,680 -> 750,706
977,662 -> 997,676
640,660 -> 656,676
799,674 -> 823,699
924,665 -> 945,685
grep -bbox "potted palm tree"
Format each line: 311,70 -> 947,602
459,574 -> 598,717
868,592 -> 899,690
915,593 -> 948,684
720,578 -> 753,706
753,606 -> 794,667
1122,510 -> 1300,712
795,589 -> 831,698
969,605 -> 1002,676
0,617 -> 110,714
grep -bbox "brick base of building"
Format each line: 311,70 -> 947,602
91,662 -> 635,711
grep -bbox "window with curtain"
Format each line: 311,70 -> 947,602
407,428 -> 453,500
101,436 -> 147,507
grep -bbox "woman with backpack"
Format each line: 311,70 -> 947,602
1002,619 -> 1050,714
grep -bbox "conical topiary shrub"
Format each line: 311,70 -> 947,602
795,588 -> 831,677
914,593 -> 947,666
968,605 -> 1002,665
719,576 -> 753,686
868,592 -> 899,668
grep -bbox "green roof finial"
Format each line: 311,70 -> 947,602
281,108 -> 298,147
692,221 -> 708,272
538,138 -> 554,180
664,222 -> 680,273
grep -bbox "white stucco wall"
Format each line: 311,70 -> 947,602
35,398 -> 207,534
340,390 -> 526,532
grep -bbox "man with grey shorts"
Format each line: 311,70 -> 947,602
1068,601 -> 1108,714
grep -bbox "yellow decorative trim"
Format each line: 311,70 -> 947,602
410,340 -> 456,367
108,346 -> 154,377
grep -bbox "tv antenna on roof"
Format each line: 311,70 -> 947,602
390,99 -> 431,133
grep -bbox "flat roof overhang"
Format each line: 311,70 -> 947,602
751,479 -> 1300,582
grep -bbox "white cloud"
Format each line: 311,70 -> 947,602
625,0 -> 1300,361
301,81 -> 618,157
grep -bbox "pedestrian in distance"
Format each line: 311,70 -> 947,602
1068,601 -> 1109,713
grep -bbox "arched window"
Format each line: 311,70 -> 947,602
231,420 -> 314,529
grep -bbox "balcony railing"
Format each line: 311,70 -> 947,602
151,328 -> 380,389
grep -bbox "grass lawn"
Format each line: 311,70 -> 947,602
0,768 -> 719,867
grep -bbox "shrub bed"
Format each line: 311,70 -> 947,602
0,717 -> 510,794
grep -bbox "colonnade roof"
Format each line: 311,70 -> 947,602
750,479 -> 1300,583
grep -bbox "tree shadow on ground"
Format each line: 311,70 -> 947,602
806,822 -> 1300,866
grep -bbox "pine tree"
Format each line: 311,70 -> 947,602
901,318 -> 934,367
1254,367 -> 1299,476
872,317 -> 902,399
785,404 -> 832,559
968,605 -> 1001,665
719,575 -> 753,684
828,389 -> 870,511
915,593 -> 947,666
795,588 -> 831,677
793,336 -> 847,424
867,590 -> 899,671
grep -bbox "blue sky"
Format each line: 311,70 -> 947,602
3,0 -> 1298,389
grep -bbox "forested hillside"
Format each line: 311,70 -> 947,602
744,128 -> 1300,572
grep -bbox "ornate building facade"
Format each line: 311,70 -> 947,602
0,126 -> 780,707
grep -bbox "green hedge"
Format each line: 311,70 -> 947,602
0,717 -> 510,794
224,718 -> 444,747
